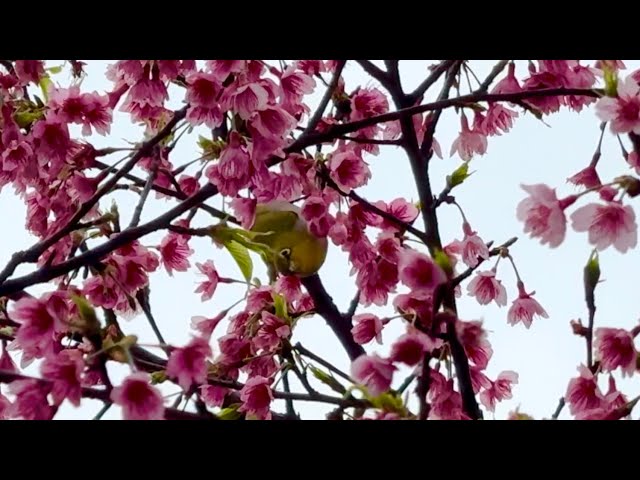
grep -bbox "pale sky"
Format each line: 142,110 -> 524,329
2,60 -> 639,420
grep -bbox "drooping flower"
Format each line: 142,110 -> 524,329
166,336 -> 213,391
450,114 -> 487,161
328,148 -> 372,193
7,379 -> 54,420
351,313 -> 385,345
565,365 -> 605,416
595,76 -> 640,134
158,232 -> 194,276
456,319 -> 493,369
239,376 -> 273,420
516,183 -> 577,248
40,349 -> 85,407
594,327 -> 637,377
459,222 -> 490,268
570,201 -> 638,253
398,248 -> 447,299
351,354 -> 396,397
253,312 -> 290,353
467,268 -> 508,306
110,372 -> 165,420
194,260 -> 222,301
479,371 -> 519,412
507,281 -> 548,329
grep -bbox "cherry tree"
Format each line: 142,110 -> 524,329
0,59 -> 638,420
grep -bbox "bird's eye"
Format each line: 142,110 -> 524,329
279,248 -> 291,259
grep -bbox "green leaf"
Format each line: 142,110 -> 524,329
272,292 -> 290,321
39,75 -> 52,102
368,391 -> 408,415
448,162 -> 471,188
47,65 -> 64,75
224,239 -> 253,283
584,249 -> 601,293
309,365 -> 346,394
70,293 -> 101,335
218,404 -> 243,420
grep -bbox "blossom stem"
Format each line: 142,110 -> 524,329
129,153 -> 161,229
506,254 -> 523,284
589,121 -> 607,167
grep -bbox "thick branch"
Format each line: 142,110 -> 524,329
300,274 -> 365,361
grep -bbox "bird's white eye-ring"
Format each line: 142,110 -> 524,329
279,248 -> 291,259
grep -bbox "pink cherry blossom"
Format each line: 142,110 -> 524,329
11,294 -> 68,363
200,384 -> 229,408
166,336 -> 213,391
274,275 -> 303,305
595,76 -> 640,134
467,268 -> 507,306
14,60 -> 45,85
328,148 -> 372,193
507,281 -> 548,329
570,201 -> 637,253
351,313 -> 385,345
239,376 -> 273,420
450,114 -> 487,161
254,312 -> 290,352
389,332 -> 433,366
111,372 -> 165,420
594,327 -> 637,377
350,87 -> 389,122
31,114 -> 72,165
191,312 -> 226,340
195,260 -> 222,301
230,197 -> 257,229
469,364 -> 492,394
40,350 -> 85,407
158,232 -> 194,276
492,62 -> 522,94
217,334 -> 253,367
456,319 -> 493,369
476,104 -> 518,136
206,60 -> 246,81
479,371 -> 519,412
206,132 -> 252,197
398,248 -> 447,299
429,378 -> 470,420
0,394 -> 11,419
459,222 -> 490,268
355,257 -> 398,307
565,365 -> 605,416
351,354 -> 396,397
516,183 -> 577,248
7,379 -> 54,420
567,165 -> 601,189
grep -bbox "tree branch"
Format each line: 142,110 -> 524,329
409,60 -> 458,103
302,60 -> 346,137
300,275 -> 365,361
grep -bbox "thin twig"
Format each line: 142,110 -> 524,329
302,60 -> 346,138
477,60 -> 510,93
551,397 -> 565,420
294,342 -> 353,382
93,402 -> 113,420
128,152 -> 161,228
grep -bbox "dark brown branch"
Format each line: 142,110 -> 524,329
301,87 -> 602,149
302,60 -> 346,137
417,352 -> 432,420
410,60 -> 458,103
345,290 -> 361,319
294,342 -> 353,382
300,275 -> 365,361
477,60 -> 510,94
336,135 -> 402,146
355,61 -> 388,86
128,152 -> 160,228
385,62 -> 482,420
551,397 -> 565,420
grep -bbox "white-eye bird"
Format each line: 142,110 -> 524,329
248,201 -> 329,279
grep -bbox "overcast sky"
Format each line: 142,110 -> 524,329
2,60 -> 639,420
